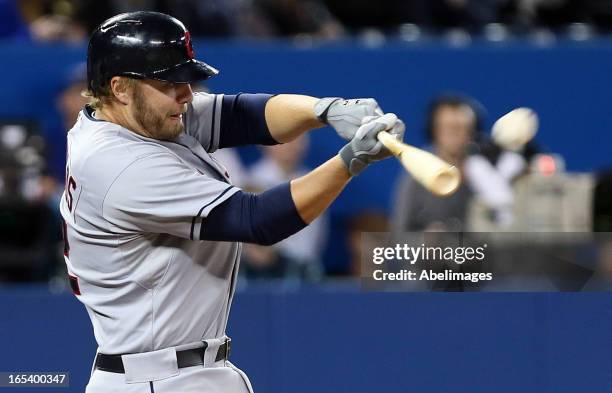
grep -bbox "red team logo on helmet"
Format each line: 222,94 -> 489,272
184,31 -> 194,59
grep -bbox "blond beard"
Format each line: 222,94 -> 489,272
132,84 -> 184,140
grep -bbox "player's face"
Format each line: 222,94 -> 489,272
131,79 -> 193,140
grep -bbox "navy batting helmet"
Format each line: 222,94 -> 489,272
87,11 -> 218,95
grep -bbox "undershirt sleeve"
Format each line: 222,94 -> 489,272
218,93 -> 279,148
200,182 -> 307,245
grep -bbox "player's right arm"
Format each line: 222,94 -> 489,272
201,115 -> 403,244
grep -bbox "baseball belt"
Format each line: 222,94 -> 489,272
94,339 -> 231,373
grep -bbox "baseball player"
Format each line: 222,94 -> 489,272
60,11 -> 404,393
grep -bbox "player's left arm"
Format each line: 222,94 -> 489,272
216,94 -> 323,146
264,94 -> 384,143
185,92 -> 386,150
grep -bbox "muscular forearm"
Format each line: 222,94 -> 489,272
265,94 -> 324,143
290,155 -> 351,223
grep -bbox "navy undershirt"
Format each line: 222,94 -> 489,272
218,93 -> 279,148
200,183 -> 307,245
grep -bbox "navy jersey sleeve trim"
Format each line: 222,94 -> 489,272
218,93 -> 279,148
84,105 -> 106,122
190,185 -> 235,240
200,182 -> 307,245
207,94 -> 218,151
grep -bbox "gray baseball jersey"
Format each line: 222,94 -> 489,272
60,92 -> 242,355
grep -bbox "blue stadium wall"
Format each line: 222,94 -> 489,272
1,285 -> 612,393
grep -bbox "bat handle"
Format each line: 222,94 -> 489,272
376,131 -> 404,156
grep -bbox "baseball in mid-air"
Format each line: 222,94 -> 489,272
491,107 -> 539,151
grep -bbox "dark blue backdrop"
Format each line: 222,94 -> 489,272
1,284 -> 612,393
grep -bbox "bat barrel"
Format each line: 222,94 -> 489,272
377,131 -> 461,197
428,166 -> 461,196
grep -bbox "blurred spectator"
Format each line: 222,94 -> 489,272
0,118 -> 58,282
28,0 -> 342,39
511,0 -> 585,27
392,95 -> 479,232
326,0 -> 501,32
74,0 -> 164,35
325,0 -> 427,30
499,0 -> 612,29
347,211 -> 389,277
0,0 -> 30,39
160,0 -> 274,38
583,0 -> 612,29
0,120 -> 45,201
242,135 -> 326,280
47,62 -> 88,184
3,62 -> 91,282
429,0 -> 503,29
211,148 -> 249,189
593,169 -> 612,232
256,0 -> 345,38
15,0 -> 612,40
23,0 -> 86,42
464,107 -> 540,229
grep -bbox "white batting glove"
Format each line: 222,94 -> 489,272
314,97 -> 384,140
339,113 -> 405,176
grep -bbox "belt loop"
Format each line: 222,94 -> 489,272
201,340 -> 208,364
224,338 -> 231,365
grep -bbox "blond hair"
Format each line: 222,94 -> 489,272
83,77 -> 139,110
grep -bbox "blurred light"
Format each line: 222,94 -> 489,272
567,23 -> 594,41
1,125 -> 26,149
398,24 -> 421,42
531,154 -> 565,176
539,155 -> 557,175
530,28 -> 556,47
15,146 -> 42,167
445,28 -> 471,47
293,34 -> 315,49
359,29 -> 386,48
483,23 -> 509,42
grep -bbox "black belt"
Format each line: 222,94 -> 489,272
95,340 -> 231,374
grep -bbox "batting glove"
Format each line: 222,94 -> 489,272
314,97 -> 384,140
339,113 -> 405,176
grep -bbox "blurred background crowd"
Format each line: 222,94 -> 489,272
3,0 -> 612,42
0,0 -> 611,286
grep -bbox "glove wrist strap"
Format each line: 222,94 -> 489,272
339,144 -> 367,176
313,97 -> 342,124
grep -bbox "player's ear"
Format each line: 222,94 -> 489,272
109,76 -> 133,106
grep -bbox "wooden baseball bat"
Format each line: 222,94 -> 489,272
377,131 -> 461,197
